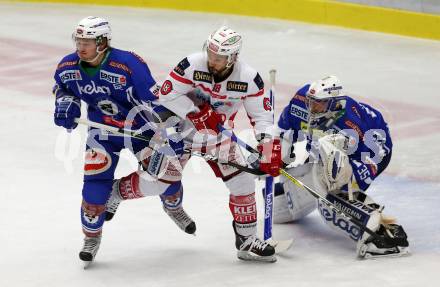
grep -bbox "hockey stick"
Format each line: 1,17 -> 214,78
263,69 -> 276,241
74,118 -> 264,175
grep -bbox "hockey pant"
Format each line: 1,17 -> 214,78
81,128 -> 183,237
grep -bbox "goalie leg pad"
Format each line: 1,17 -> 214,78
273,183 -> 295,224
276,166 -> 319,221
318,193 -> 381,241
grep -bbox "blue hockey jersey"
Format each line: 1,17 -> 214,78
278,84 -> 393,192
53,48 -> 159,129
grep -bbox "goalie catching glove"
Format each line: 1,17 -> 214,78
317,134 -> 352,191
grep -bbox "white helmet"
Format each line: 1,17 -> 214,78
205,26 -> 242,68
306,76 -> 345,117
73,16 -> 112,46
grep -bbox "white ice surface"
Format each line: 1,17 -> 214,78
0,2 -> 439,287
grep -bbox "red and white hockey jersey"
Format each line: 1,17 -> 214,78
158,52 -> 274,136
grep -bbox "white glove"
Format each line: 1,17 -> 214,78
318,134 -> 352,191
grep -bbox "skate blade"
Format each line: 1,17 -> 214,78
269,239 -> 294,254
83,260 -> 93,270
362,247 -> 410,260
237,251 -> 277,263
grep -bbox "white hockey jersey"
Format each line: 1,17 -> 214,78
158,52 -> 274,137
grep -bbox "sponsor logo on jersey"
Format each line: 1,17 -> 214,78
173,57 -> 190,76
351,106 -> 361,118
345,120 -> 364,138
290,105 -> 308,121
226,81 -> 248,92
77,81 -> 111,95
57,61 -> 78,70
293,93 -> 306,103
129,51 -> 146,64
161,80 -> 173,95
100,70 -> 127,87
84,148 -> 112,176
149,84 -> 160,97
109,61 -> 132,74
193,70 -> 212,83
59,70 -> 82,83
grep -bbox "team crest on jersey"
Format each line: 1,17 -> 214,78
193,70 -> 212,84
84,148 -> 112,176
173,57 -> 190,76
97,99 -> 119,115
100,70 -> 127,89
226,81 -> 248,93
263,97 -> 272,111
290,105 -> 308,121
161,80 -> 173,95
59,70 -> 82,83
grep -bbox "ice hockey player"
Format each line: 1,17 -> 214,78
273,75 -> 409,258
156,26 -> 283,262
53,16 -> 194,266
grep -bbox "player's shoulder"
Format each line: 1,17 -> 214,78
56,52 -> 79,71
288,84 -> 309,106
105,48 -> 149,76
234,60 -> 264,91
186,52 -> 205,64
110,48 -> 148,66
345,96 -> 385,122
172,52 -> 201,77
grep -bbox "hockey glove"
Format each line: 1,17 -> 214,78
54,94 -> 81,130
257,134 -> 282,177
187,103 -> 224,134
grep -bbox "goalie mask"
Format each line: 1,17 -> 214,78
306,76 -> 345,119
